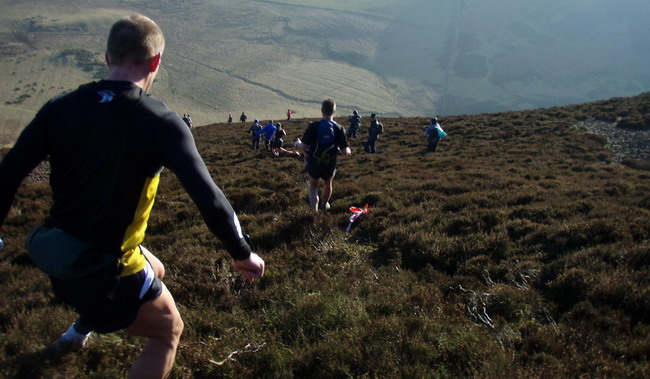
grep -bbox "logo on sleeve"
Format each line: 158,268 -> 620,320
97,90 -> 116,103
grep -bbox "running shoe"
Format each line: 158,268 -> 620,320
44,326 -> 91,357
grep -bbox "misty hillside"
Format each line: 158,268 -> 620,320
1,92 -> 649,377
1,0 -> 649,147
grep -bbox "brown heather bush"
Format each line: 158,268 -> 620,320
1,92 -> 650,377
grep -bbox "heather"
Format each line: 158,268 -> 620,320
1,93 -> 649,377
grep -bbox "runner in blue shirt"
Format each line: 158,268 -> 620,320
258,120 -> 277,151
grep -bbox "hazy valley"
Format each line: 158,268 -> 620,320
1,0 -> 649,147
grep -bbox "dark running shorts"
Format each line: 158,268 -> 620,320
50,259 -> 163,334
306,157 -> 337,180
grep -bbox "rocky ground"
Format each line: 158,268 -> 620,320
22,161 -> 50,184
577,120 -> 650,163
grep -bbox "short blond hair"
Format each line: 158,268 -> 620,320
106,14 -> 165,65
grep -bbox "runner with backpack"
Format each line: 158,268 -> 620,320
294,99 -> 351,211
347,110 -> 362,139
364,113 -> 383,153
249,119 -> 263,150
425,116 -> 446,152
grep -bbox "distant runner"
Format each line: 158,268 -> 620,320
294,99 -> 351,211
271,122 -> 286,157
425,117 -> 445,152
249,119 -> 263,149
259,120 -> 277,151
347,110 -> 362,139
364,113 -> 383,153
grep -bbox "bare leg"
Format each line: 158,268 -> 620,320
307,176 -> 320,211
280,148 -> 301,157
49,246 -> 167,356
321,173 -> 335,209
140,246 -> 165,279
124,283 -> 183,379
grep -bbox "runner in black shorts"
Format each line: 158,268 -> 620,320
306,157 -> 337,181
49,247 -> 163,334
295,99 -> 351,211
271,122 -> 285,156
0,14 -> 264,378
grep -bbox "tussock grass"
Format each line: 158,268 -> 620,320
1,93 -> 649,377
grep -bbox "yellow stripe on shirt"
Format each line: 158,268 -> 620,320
120,174 -> 160,276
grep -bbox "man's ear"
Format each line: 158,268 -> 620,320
149,53 -> 162,73
105,53 -> 111,66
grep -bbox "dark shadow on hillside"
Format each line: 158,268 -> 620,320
1,350 -> 52,378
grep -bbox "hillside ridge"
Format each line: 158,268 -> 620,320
5,91 -> 649,185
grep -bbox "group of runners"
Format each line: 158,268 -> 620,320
247,119 -> 300,157
242,105 -> 445,212
347,110 -> 385,154
182,113 -> 193,128
0,13 -> 447,378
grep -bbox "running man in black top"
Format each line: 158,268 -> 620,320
294,99 -> 351,211
0,14 -> 264,378
347,109 -> 361,139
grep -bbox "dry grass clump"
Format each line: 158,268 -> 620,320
1,92 -> 649,377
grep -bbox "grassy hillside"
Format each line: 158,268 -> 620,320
0,0 -> 432,148
3,0 -> 649,148
0,5 -> 131,147
1,93 -> 649,377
